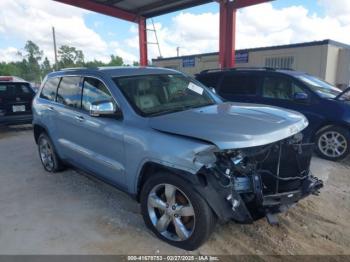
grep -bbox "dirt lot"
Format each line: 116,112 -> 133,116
0,125 -> 349,255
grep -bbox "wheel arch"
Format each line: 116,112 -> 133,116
135,161 -> 200,202
135,161 -> 236,223
33,124 -> 48,144
311,121 -> 350,141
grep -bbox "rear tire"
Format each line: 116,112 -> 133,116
315,126 -> 350,161
38,133 -> 65,172
140,172 -> 216,250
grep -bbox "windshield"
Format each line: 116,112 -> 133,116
296,74 -> 342,99
113,74 -> 216,117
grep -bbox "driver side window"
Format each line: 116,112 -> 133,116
262,76 -> 304,100
82,77 -> 115,111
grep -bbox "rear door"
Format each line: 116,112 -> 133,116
54,76 -> 84,159
216,72 -> 261,103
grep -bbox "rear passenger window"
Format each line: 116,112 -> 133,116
40,78 -> 60,101
82,77 -> 114,111
57,76 -> 82,108
219,73 -> 259,96
196,73 -> 221,88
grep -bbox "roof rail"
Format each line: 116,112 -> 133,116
61,67 -> 89,71
275,67 -> 295,71
199,68 -> 222,74
199,67 -> 276,74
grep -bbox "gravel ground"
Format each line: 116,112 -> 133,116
0,125 -> 349,255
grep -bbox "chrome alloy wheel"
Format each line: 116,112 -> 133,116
39,137 -> 55,171
318,131 -> 348,158
147,184 -> 195,242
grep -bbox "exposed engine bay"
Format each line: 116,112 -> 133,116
198,133 -> 324,224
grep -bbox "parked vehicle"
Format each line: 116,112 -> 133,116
32,67 -> 323,250
0,76 -> 35,125
196,68 -> 350,161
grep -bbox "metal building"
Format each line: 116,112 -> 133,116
152,39 -> 350,88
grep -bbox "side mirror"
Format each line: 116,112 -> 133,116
90,101 -> 118,117
294,92 -> 309,102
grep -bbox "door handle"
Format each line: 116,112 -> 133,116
47,106 -> 55,111
75,115 -> 85,122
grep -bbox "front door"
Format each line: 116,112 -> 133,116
258,74 -> 322,140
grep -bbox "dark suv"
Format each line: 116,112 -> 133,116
0,76 -> 35,125
196,68 -> 350,161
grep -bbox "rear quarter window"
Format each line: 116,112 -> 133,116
40,77 -> 60,101
219,73 -> 260,96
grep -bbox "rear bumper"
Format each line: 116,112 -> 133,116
0,114 -> 33,125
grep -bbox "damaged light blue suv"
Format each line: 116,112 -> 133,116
32,67 -> 323,250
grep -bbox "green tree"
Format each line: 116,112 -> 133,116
17,40 -> 44,82
41,57 -> 52,76
57,45 -> 85,69
84,59 -> 105,68
108,55 -> 123,66
0,62 -> 21,76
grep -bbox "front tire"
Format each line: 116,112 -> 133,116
315,126 -> 350,161
140,172 -> 216,250
38,133 -> 64,172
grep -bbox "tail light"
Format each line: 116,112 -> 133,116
0,76 -> 13,81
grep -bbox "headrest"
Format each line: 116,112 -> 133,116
138,81 -> 151,92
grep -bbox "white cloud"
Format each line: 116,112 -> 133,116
128,2 -> 350,60
318,0 -> 350,24
0,0 -> 108,63
109,41 -> 138,64
2,1 -> 350,65
0,47 -> 21,62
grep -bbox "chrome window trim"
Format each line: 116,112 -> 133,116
42,74 -> 122,116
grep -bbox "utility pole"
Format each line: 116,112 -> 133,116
52,27 -> 58,71
176,47 -> 180,57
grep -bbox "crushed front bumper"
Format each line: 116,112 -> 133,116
231,175 -> 323,224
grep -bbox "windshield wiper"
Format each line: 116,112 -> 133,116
148,102 -> 215,117
148,106 -> 187,117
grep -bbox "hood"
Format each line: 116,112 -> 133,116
149,102 -> 308,150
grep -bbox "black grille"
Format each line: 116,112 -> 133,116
258,142 -> 314,194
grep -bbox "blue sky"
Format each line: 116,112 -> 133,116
0,0 -> 349,63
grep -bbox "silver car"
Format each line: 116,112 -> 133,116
32,67 -> 323,250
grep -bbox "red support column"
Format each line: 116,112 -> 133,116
219,1 -> 237,69
138,17 -> 148,66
